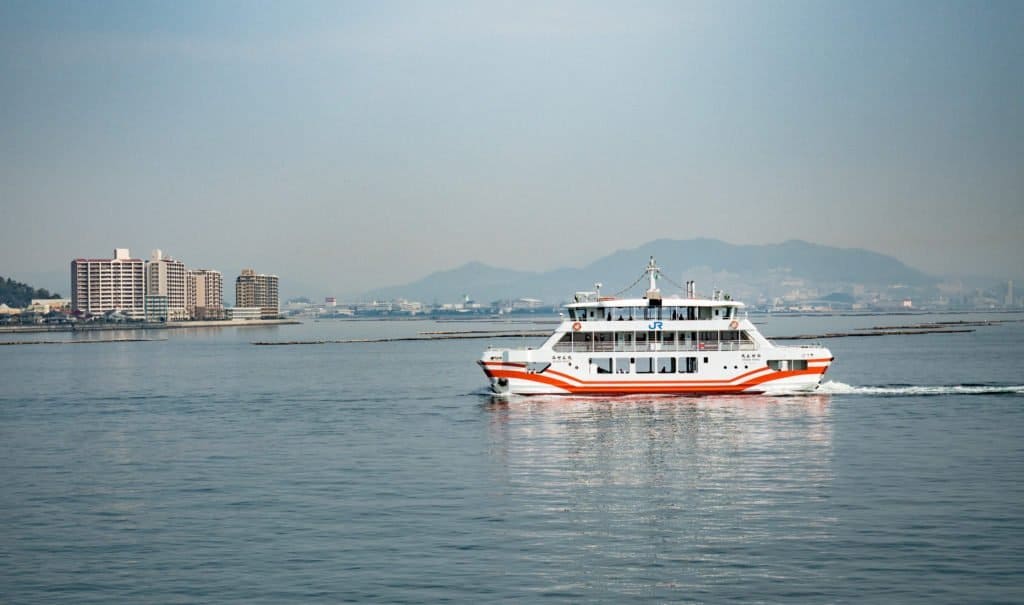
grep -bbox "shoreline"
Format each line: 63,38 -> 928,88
0,319 -> 301,334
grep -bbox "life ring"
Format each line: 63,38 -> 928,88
729,320 -> 739,329
572,322 -> 582,331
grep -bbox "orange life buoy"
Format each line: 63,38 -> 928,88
572,321 -> 582,331
729,320 -> 739,329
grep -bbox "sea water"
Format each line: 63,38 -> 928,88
1,313 -> 1023,603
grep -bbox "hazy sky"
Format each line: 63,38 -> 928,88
2,1 -> 1021,297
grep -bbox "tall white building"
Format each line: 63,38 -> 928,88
235,268 -> 279,318
71,248 -> 146,319
146,250 -> 188,321
187,269 -> 224,319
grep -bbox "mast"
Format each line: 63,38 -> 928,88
645,256 -> 661,300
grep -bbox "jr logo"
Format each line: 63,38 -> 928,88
648,321 -> 663,330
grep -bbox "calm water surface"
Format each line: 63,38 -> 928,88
1,313 -> 1023,603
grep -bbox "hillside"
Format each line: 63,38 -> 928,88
364,239 -> 936,304
0,276 -> 62,308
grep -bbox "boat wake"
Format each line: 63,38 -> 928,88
818,381 -> 1024,396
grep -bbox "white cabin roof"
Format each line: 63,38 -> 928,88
566,296 -> 745,310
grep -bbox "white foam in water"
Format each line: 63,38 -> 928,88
817,380 -> 1024,396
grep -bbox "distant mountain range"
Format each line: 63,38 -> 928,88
364,239 -> 938,304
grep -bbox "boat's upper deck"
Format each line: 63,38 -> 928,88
567,296 -> 744,310
566,293 -> 744,320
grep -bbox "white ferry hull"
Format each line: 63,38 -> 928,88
479,350 -> 833,396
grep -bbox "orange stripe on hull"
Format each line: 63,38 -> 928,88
480,364 -> 830,395
482,361 -> 782,385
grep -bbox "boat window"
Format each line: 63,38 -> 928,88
699,307 -> 712,320
657,357 -> 675,373
700,331 -> 719,343
554,332 -> 573,352
768,360 -> 807,371
615,358 -> 631,373
576,331 -> 593,352
635,357 -> 653,374
615,331 -> 633,351
635,331 -> 648,349
590,357 -> 613,374
663,331 -> 676,347
568,309 -> 577,320
594,332 -> 613,352
679,356 -> 698,373
713,308 -> 721,318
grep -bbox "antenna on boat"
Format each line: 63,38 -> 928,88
595,282 -> 602,298
645,256 -> 662,300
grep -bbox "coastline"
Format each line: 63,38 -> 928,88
0,319 -> 301,334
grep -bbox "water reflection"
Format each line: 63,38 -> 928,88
482,394 -> 836,598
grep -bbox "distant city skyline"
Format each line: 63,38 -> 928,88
2,1 -> 1022,298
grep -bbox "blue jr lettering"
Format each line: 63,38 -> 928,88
648,321 -> 663,330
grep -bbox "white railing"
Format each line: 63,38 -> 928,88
552,341 -> 757,354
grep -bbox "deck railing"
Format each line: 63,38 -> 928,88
552,341 -> 757,354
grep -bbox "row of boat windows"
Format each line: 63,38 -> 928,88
553,330 -> 755,353
591,356 -> 705,374
590,357 -> 809,374
568,306 -> 737,321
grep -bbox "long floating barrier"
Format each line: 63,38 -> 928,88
0,338 -> 167,346
774,328 -> 974,340
253,327 -> 978,345
252,331 -> 549,345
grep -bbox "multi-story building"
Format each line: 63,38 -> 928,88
144,295 -> 169,322
145,250 -> 188,321
71,248 -> 146,319
187,269 -> 224,320
235,268 -> 279,318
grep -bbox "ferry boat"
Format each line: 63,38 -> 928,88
479,258 -> 833,395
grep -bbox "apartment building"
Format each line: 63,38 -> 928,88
235,268 -> 279,318
71,248 -> 146,319
187,269 -> 224,320
146,250 -> 188,321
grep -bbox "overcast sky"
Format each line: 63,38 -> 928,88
2,0 -> 1021,297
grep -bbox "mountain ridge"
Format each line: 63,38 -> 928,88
364,238 -> 936,303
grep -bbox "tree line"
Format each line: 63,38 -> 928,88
0,276 -> 61,308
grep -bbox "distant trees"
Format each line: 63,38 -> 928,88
0,276 -> 61,308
